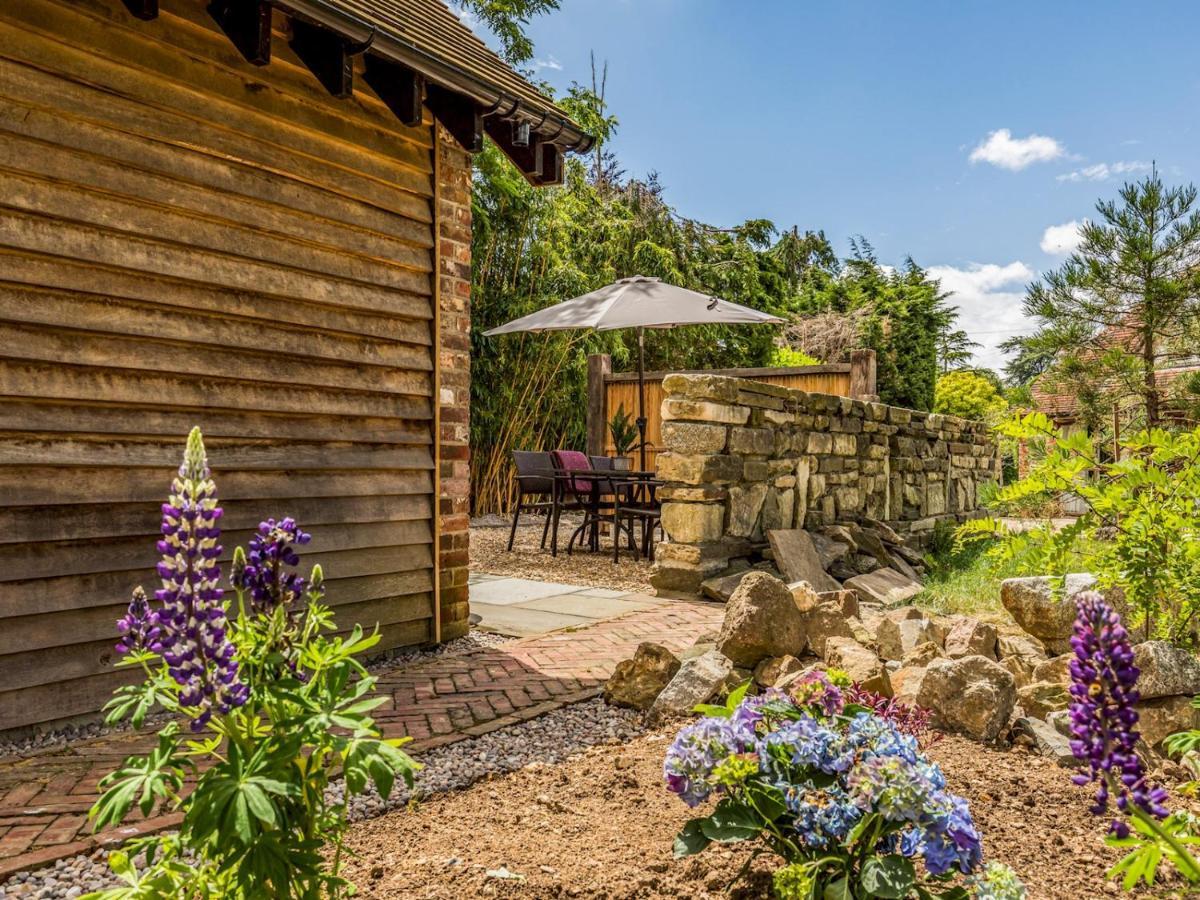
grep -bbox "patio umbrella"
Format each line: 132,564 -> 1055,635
483,276 -> 783,471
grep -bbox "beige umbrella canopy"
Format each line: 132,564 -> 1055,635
484,276 -> 783,469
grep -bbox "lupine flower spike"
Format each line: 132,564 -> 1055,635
115,586 -> 161,655
1067,590 -> 1170,837
156,427 -> 247,729
233,517 -> 316,614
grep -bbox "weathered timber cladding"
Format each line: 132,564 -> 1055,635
0,0 -> 470,730
650,374 -> 1000,596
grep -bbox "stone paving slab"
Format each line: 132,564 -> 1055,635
0,599 -> 723,878
467,575 -> 668,637
467,603 -> 594,637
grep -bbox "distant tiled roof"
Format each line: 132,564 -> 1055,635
1031,322 -> 1200,419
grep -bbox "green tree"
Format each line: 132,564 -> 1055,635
933,370 -> 1007,421
1021,170 -> 1200,429
936,328 -> 980,373
450,0 -> 560,64
470,86 -> 795,513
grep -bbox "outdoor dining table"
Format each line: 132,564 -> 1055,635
551,468 -> 662,556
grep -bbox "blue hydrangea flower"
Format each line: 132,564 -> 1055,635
847,754 -> 943,824
921,793 -> 984,876
846,712 -> 923,766
664,717 -> 749,807
782,783 -> 861,849
729,689 -> 789,737
762,715 -> 855,775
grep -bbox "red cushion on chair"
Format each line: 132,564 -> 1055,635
551,449 -> 593,493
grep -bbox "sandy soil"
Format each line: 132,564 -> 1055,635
471,520 -> 654,595
342,726 -> 1185,899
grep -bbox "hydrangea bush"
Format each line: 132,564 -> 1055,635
84,429 -> 417,899
1066,590 -> 1200,890
665,673 -> 1021,899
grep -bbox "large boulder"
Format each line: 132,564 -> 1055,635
916,655 -> 1016,742
1137,695 -> 1200,750
996,634 -> 1049,689
768,530 -> 842,593
604,643 -> 681,710
1032,654 -> 1073,685
825,637 -> 892,696
890,666 -> 928,707
650,649 -> 733,722
807,601 -> 857,659
1132,642 -> 1200,700
1017,681 -> 1071,719
876,608 -> 943,662
943,618 -> 998,660
809,531 -> 850,570
844,568 -> 923,607
1011,716 -> 1077,766
902,641 -> 943,668
717,571 -> 808,667
754,655 -> 804,688
1000,574 -> 1123,655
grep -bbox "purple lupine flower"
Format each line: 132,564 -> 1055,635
115,586 -> 162,655
1067,590 -> 1170,837
232,517 -> 315,615
156,427 -> 247,729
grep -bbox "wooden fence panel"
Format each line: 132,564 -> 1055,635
599,364 -> 860,471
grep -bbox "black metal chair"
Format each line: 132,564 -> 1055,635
614,479 -> 664,563
507,450 -> 556,552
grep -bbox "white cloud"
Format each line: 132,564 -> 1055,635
927,261 -> 1036,371
1040,220 -> 1085,255
450,3 -> 479,31
969,129 -> 1066,171
1056,160 -> 1150,182
533,55 -> 563,71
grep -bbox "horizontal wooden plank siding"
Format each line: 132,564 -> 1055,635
0,0 -> 442,729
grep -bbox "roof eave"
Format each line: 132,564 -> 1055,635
275,0 -> 595,154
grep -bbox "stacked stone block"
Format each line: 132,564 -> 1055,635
651,374 -> 1000,596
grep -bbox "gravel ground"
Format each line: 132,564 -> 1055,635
0,700 -> 641,898
341,730 -> 1186,900
0,631 -> 509,762
471,519 -> 654,594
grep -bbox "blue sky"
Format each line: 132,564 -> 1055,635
460,1 -> 1200,372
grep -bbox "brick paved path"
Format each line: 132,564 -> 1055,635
0,598 -> 722,878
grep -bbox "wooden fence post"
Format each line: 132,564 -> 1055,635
587,353 -> 612,456
849,349 -> 877,399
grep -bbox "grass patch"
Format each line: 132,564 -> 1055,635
918,538 -> 1022,619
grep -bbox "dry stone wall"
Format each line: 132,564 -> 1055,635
651,373 -> 1000,596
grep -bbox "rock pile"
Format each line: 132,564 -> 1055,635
699,525 -> 925,608
606,570 -> 1018,742
606,568 -> 1200,764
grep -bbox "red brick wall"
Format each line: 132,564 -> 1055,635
436,125 -> 472,640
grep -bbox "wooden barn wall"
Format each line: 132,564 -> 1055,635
0,0 -> 453,730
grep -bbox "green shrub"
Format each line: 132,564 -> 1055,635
768,345 -> 821,367
960,412 -> 1200,646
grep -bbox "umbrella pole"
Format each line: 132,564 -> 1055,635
637,327 -> 648,472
